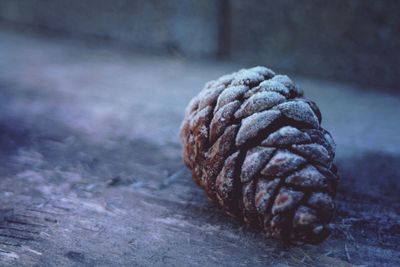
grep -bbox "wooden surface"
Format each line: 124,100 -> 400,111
0,29 -> 399,266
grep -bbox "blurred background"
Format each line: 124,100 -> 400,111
1,0 -> 399,90
0,1 -> 399,266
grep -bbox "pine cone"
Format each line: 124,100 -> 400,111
180,66 -> 339,244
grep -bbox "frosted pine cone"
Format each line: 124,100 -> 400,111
180,66 -> 339,244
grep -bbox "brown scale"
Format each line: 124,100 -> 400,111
180,66 -> 339,244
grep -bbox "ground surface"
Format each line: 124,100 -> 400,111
0,29 -> 399,267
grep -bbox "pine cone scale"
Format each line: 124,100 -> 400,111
181,66 -> 339,244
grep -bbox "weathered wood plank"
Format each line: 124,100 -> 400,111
0,29 -> 399,266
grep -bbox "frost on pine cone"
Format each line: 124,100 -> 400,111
180,67 -> 339,244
